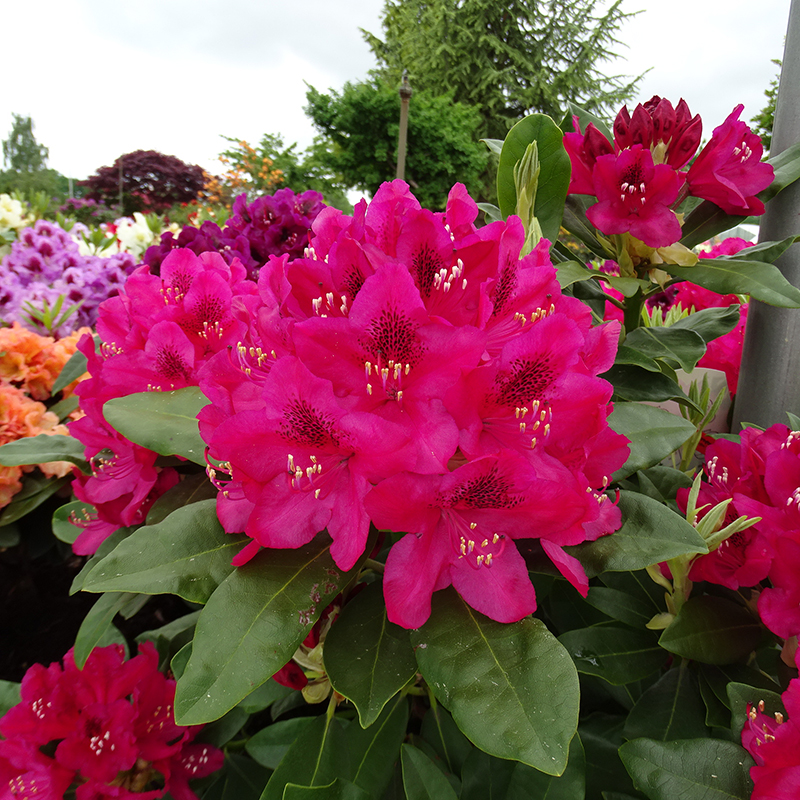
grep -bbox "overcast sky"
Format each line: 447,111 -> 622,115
1,0 -> 791,185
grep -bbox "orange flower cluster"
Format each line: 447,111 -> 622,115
0,323 -> 91,401
0,324 -> 90,509
217,139 -> 284,203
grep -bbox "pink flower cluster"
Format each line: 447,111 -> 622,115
565,97 -> 773,248
678,424 -> 800,639
68,250 -> 260,554
741,650 -> 800,797
194,181 -> 629,628
0,644 -> 222,800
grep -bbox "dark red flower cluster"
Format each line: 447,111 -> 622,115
565,97 -> 773,248
0,644 -> 222,799
678,424 -> 800,638
195,181 -> 629,628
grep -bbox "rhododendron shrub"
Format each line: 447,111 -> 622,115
0,644 -> 223,799
196,180 -> 627,627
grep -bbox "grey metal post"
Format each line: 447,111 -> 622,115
732,0 -> 800,429
396,72 -> 412,180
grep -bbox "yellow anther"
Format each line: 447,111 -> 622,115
469,522 -> 477,530
481,539 -> 489,548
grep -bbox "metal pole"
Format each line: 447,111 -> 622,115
732,0 -> 800,429
396,71 -> 412,180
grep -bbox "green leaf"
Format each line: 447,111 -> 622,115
73,592 -> 144,668
283,780 -> 371,800
679,200 -> 749,250
614,345 -> 661,373
411,588 -> 579,774
585,586 -> 654,629
237,678 -> 293,714
70,527 -> 132,595
566,491 -> 707,577
221,752 -> 272,800
83,500 -> 245,603
247,717 -> 315,769
52,500 -> 91,544
260,715 -> 350,800
700,664 -> 781,711
0,474 -> 72,526
0,433 -> 87,470
608,403 -> 697,479
555,260 -> 598,289
48,394 -> 80,421
497,114 -> 570,242
564,101 -> 614,142
348,696 -> 409,798
459,750 -> 515,800
481,138 -> 504,156
505,734 -> 585,799
619,738 -> 754,800
558,626 -> 666,685
145,471 -> 218,525
763,139 -> 800,199
580,714 -> 640,799
603,365 -> 699,409
103,387 -> 210,465
51,347 -> 88,394
727,682 -> 785,739
175,534 -> 362,725
659,596 -> 763,665
420,704 -> 472,776
662,259 -> 800,308
325,583 -> 417,728
477,202 -> 503,223
0,680 -> 21,717
623,328 -> 707,373
401,744 -> 459,800
787,411 -> 800,429
725,235 -> 800,265
623,665 -> 710,741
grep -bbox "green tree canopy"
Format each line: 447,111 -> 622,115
305,79 -> 488,209
363,0 -> 641,140
0,114 -> 68,200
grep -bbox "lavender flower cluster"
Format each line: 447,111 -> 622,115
0,219 -> 137,338
144,188 -> 325,279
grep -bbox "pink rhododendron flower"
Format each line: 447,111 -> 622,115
687,104 -> 774,215
0,644 -> 222,799
587,146 -> 683,247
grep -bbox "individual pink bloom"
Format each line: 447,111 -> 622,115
587,145 -> 683,247
76,781 -> 161,800
201,356 -> 415,571
686,104 -> 774,215
742,678 -> 800,798
563,120 -> 614,195
0,739 -> 74,800
366,453 -> 606,628
614,97 -> 702,169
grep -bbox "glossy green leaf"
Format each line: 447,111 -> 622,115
283,780 -> 371,800
555,260 -> 597,289
614,345 -> 661,373
727,682 -> 785,739
619,738 -> 754,800
659,596 -> 763,665
662,259 -> 800,308
566,491 -> 707,577
602,273 -> 652,297
48,394 -> 80,422
699,672 -> 733,730
558,626 -> 666,685
51,347 -> 89,394
348,696 -> 409,798
585,586 -> 654,629
103,387 -> 210,465
52,500 -> 91,544
604,365 -> 698,409
420,703 -> 472,776
324,583 -> 417,727
608,403 -> 697,478
247,717 -> 315,769
261,715 -> 350,800
199,706 -> 249,748
237,678 -> 293,715
0,680 -> 21,717
401,744 -> 459,800
508,737 -> 585,799
221,752 -> 271,800
561,195 -> 609,258
726,235 -> 800,265
481,138 -> 504,156
0,433 -> 87,470
73,592 -> 144,668
0,474 -> 72,526
145,471 -> 218,525
70,527 -> 132,595
623,665 -> 710,742
623,328 -> 706,373
176,535 -> 362,725
411,588 -> 579,774
700,663 -> 781,711
497,114 -> 570,242
83,500 -> 245,603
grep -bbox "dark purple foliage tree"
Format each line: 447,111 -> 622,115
79,150 -> 207,215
